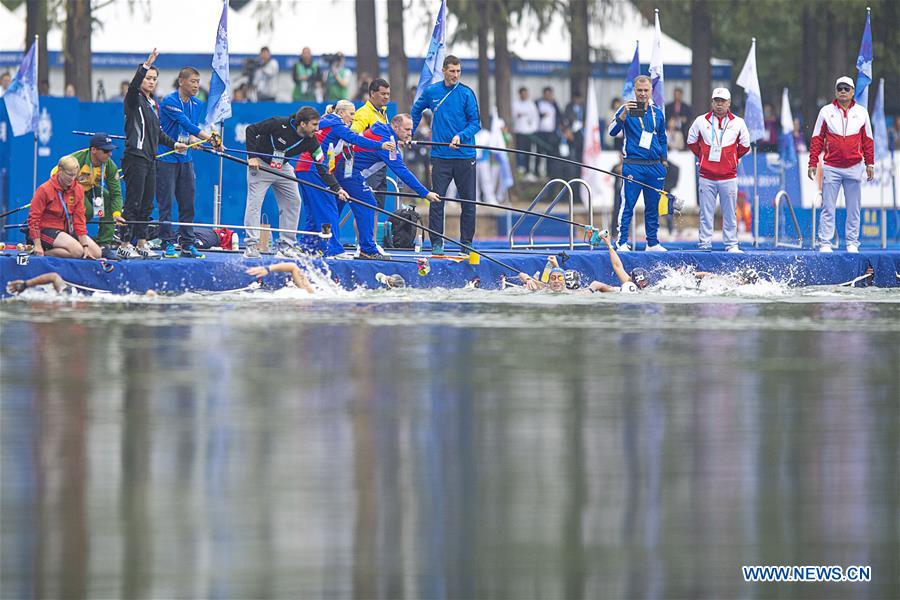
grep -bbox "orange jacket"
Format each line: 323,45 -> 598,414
28,173 -> 87,242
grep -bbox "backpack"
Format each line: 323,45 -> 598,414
386,205 -> 421,249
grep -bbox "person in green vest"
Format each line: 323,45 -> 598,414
292,47 -> 321,102
60,132 -> 125,248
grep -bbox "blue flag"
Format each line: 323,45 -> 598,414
414,0 -> 447,103
854,9 -> 873,108
736,39 -> 766,142
205,0 -> 231,128
2,42 -> 39,137
622,42 -> 639,101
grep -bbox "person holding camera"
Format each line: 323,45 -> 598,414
607,75 -> 668,252
324,52 -> 351,101
254,47 -> 279,102
292,47 -> 320,103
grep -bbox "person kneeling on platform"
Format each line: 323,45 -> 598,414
52,132 -> 126,259
27,156 -> 102,260
245,263 -> 315,294
338,113 -> 439,259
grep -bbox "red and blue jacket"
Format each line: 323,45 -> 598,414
295,112 -> 381,174
348,122 -> 430,197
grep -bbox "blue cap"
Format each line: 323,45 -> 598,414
90,132 -> 116,151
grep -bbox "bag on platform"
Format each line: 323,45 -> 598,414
387,205 -> 420,249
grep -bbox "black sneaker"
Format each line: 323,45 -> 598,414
101,247 -> 120,261
358,251 -> 391,261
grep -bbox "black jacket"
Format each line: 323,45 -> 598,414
124,64 -> 177,162
245,116 -> 341,191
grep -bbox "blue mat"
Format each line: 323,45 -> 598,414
2,247 -> 898,297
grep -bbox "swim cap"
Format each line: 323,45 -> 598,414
620,281 -> 639,293
737,267 -> 759,285
549,267 -> 565,277
564,269 -> 581,290
629,267 -> 650,289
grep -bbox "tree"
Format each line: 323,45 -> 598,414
24,0 -> 49,90
476,3 -> 491,119
568,0 -> 590,100
64,0 -> 92,101
355,0 -> 379,79
690,0 -> 711,108
492,0 -> 511,125
386,0 -> 408,111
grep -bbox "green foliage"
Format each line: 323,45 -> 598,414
633,0 -> 899,113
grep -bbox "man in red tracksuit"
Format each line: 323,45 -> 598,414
808,76 -> 875,253
687,88 -> 751,252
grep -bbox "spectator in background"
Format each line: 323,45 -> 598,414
254,46 -> 279,102
761,102 -> 778,152
0,72 -> 10,97
665,87 -> 692,142
666,116 -> 685,150
535,86 -> 561,178
233,83 -> 249,103
292,47 -> 320,102
563,90 -> 585,178
512,87 -> 539,180
113,80 -> 129,102
793,117 -> 807,152
39,80 -> 50,96
353,72 -> 371,103
325,52 -> 351,100
890,117 -> 900,153
604,97 -> 624,151
65,83 -> 77,97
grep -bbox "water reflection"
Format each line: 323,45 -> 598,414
1,301 -> 898,599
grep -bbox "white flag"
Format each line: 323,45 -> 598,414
649,10 -> 665,115
581,79 -> 603,209
736,39 -> 766,141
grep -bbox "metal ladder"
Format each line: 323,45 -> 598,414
509,178 -> 593,250
773,190 -> 803,248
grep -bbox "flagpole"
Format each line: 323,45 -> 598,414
32,34 -> 39,192
752,141 -> 759,247
216,122 -> 224,225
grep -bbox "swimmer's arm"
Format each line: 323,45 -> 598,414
246,263 -> 314,293
518,272 -> 545,291
588,280 -> 618,293
602,233 -> 630,284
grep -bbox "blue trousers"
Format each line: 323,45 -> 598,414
616,162 -> 666,247
336,170 -> 378,254
297,170 -> 344,255
430,157 -> 477,246
155,161 -> 196,245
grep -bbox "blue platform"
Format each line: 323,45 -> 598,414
2,244 -> 898,297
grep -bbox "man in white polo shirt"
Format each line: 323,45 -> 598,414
808,76 -> 875,253
687,87 -> 751,252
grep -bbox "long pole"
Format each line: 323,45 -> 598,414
881,160 -> 887,249
216,121 -> 224,225
413,140 -> 675,199
752,142 -> 759,247
32,34 -> 39,192
199,147 -> 523,274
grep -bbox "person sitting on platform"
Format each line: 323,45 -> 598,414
53,132 -> 125,257
27,156 -> 103,260
245,263 -> 315,294
338,113 -> 440,259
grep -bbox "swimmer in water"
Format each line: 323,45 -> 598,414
7,272 -> 69,294
246,263 -> 315,294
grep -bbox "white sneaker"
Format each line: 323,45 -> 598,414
243,245 -> 261,259
135,245 -> 160,259
818,245 -> 833,253
846,244 -> 859,253
117,244 -> 141,260
616,242 -> 631,252
645,244 -> 668,252
726,246 -> 743,253
276,245 -> 300,259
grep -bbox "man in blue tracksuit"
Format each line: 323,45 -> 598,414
411,55 -> 481,254
157,66 -> 221,258
338,114 -> 440,258
607,75 -> 669,252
